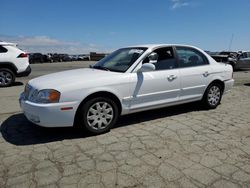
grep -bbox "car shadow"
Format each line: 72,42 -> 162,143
12,82 -> 24,86
244,83 -> 250,87
116,102 -> 204,127
0,102 -> 204,146
0,114 -> 93,146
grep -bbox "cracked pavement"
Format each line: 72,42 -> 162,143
0,62 -> 250,188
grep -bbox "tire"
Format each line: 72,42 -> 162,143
202,83 -> 222,109
0,68 -> 15,87
80,97 -> 119,134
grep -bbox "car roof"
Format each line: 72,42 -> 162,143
240,51 -> 250,53
0,41 -> 17,46
127,44 -> 200,50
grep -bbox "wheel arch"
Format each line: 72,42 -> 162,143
205,79 -> 225,94
0,62 -> 18,75
73,91 -> 122,127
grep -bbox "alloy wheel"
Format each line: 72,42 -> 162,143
0,70 -> 13,86
207,85 -> 221,106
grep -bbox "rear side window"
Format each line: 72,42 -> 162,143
0,46 -> 8,53
176,47 -> 209,68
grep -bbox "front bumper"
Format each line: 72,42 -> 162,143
16,65 -> 31,77
224,79 -> 234,94
19,93 -> 79,127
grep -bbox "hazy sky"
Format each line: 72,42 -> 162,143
1,0 -> 250,53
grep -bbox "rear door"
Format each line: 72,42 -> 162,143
175,46 -> 212,102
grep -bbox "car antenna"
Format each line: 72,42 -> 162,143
228,34 -> 234,51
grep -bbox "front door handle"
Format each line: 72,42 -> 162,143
167,75 -> 177,81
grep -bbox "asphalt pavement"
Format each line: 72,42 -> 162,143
0,61 -> 250,188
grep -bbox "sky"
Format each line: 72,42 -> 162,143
1,0 -> 250,54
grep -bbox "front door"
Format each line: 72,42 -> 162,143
129,47 -> 180,111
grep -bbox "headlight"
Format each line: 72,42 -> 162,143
24,84 -> 31,99
34,89 -> 61,103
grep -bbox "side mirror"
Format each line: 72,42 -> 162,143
148,52 -> 158,64
138,63 -> 155,72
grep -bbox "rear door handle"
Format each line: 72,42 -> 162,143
203,71 -> 209,77
167,75 -> 177,81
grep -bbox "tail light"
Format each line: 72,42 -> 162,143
17,53 -> 28,58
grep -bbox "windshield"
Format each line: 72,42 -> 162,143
92,47 -> 147,72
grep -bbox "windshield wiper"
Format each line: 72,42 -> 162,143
92,65 -> 110,71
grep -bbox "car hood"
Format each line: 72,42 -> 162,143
29,68 -> 122,90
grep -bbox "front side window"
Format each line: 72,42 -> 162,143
239,52 -> 247,59
93,47 -> 147,72
0,46 -> 8,53
143,47 -> 178,70
176,47 -> 208,68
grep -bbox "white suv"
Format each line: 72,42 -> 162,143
0,41 -> 31,87
20,44 -> 234,134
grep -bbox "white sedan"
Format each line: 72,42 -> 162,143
20,44 -> 234,134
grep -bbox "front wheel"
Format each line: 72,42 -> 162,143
202,83 -> 222,109
0,68 -> 15,87
80,97 -> 119,134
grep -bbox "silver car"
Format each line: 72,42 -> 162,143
236,52 -> 250,69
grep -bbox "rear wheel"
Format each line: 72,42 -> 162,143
202,83 -> 222,109
80,97 -> 119,134
0,68 -> 15,87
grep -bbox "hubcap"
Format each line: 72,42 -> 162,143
208,86 -> 221,106
87,102 -> 114,130
0,71 -> 12,86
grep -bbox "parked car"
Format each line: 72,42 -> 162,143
69,55 -> 78,61
29,53 -> 45,63
51,53 -> 70,62
51,53 -> 63,62
19,44 -> 234,134
62,54 -> 72,62
77,55 -> 90,61
0,41 -> 31,87
90,52 -> 105,61
44,53 -> 53,63
235,51 -> 250,70
210,51 -> 239,70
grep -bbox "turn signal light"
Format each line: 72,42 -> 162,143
48,90 -> 61,103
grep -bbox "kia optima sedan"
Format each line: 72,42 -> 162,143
20,44 -> 234,134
